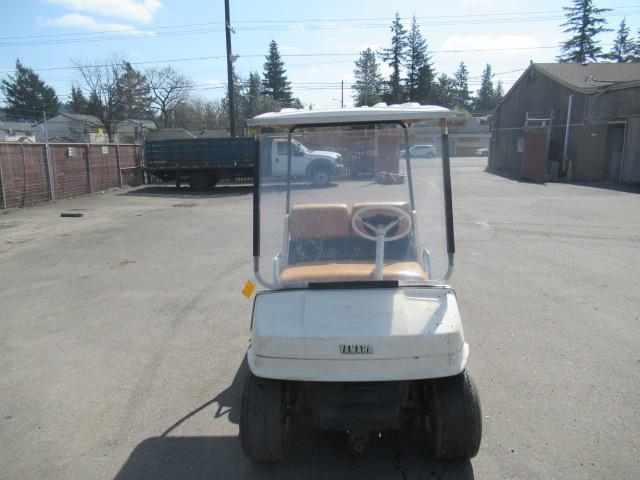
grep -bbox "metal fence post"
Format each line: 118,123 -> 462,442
86,143 -> 92,193
115,143 -> 123,188
42,111 -> 56,201
21,144 -> 27,207
0,146 -> 6,209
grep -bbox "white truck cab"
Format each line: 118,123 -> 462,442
267,138 -> 343,186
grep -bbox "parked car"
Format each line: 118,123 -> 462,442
400,144 -> 437,159
475,147 -> 489,157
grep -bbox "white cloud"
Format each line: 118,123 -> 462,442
287,24 -> 305,30
38,13 -> 153,35
462,0 -> 501,6
323,36 -> 341,44
44,0 -> 163,23
440,35 -> 540,53
280,45 -> 303,53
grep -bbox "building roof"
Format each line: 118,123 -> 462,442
534,63 -> 640,92
247,104 -> 454,127
0,121 -> 35,132
116,118 -> 158,132
146,128 -> 197,140
58,113 -> 105,126
193,129 -> 230,138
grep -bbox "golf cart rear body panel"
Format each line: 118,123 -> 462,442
248,287 -> 468,382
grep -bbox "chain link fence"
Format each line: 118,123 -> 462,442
0,143 -> 143,209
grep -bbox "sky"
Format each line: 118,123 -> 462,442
0,0 -> 638,110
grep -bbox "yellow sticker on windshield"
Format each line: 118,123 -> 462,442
242,280 -> 255,298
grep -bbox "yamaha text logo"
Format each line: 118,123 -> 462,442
339,344 -> 374,355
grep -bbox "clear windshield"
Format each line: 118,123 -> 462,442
256,123 -> 450,288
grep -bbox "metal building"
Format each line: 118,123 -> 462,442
490,63 -> 640,184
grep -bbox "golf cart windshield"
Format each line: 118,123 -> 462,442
250,106 -> 455,289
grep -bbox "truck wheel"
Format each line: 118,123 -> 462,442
188,172 -> 212,190
427,370 -> 482,460
240,372 -> 290,461
310,167 -> 330,187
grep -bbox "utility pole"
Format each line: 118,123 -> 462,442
341,80 -> 344,108
224,0 -> 236,137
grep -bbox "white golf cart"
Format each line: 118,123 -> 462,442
240,104 -> 481,461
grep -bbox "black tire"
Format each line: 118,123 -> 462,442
427,370 -> 482,460
309,166 -> 331,187
188,171 -> 212,190
240,372 -> 289,461
483,151 -> 489,157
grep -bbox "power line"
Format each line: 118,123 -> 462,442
0,43 -> 600,75
2,5 -> 637,41
0,56 -> 222,74
0,9 -> 637,47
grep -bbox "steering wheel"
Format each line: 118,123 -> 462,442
351,205 -> 412,241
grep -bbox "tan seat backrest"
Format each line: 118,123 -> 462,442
289,204 -> 350,240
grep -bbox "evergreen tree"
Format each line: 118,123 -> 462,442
404,15 -> 434,104
381,13 -> 407,104
353,48 -> 384,106
85,91 -> 104,119
0,59 -> 60,119
262,40 -> 293,106
474,64 -> 502,113
557,0 -> 611,63
494,81 -> 505,103
116,62 -> 152,118
223,68 -> 244,130
452,61 -> 471,111
603,19 -> 636,62
244,71 -> 262,118
432,74 -> 457,108
67,85 -> 88,113
414,65 -> 436,105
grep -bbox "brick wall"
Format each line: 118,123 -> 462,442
0,143 -> 142,209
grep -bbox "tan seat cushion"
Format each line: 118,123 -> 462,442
289,204 -> 350,239
279,261 -> 428,286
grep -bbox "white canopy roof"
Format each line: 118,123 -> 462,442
246,103 -> 455,127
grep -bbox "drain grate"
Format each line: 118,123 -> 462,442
173,202 -> 196,208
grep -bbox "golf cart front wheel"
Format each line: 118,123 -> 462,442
428,370 -> 482,460
240,372 -> 290,461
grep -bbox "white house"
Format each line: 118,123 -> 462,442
36,113 -> 108,143
0,121 -> 36,142
114,119 -> 157,143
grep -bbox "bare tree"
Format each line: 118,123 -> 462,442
145,66 -> 194,127
172,96 -> 226,131
72,55 -> 127,139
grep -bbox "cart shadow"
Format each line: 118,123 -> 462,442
115,433 -> 475,480
119,185 -> 254,198
116,357 -> 475,480
485,168 -> 640,193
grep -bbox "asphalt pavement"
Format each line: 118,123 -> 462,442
1,158 -> 639,479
